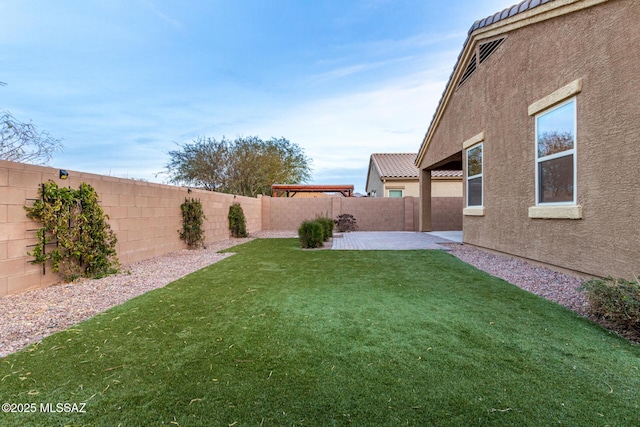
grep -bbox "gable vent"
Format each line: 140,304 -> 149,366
457,53 -> 477,88
479,37 -> 505,63
457,37 -> 505,89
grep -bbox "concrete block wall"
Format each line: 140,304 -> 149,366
264,196 -> 430,232
263,196 -> 461,232
263,197 -> 333,231
2,159 -> 460,296
0,161 -> 60,297
339,197 -> 410,231
0,160 -> 261,296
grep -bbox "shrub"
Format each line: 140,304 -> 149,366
25,181 -> 119,281
228,202 -> 248,237
298,220 -> 324,248
179,198 -> 206,249
315,216 -> 334,241
580,276 -> 640,337
334,213 -> 358,233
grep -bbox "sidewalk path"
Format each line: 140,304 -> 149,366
332,231 -> 460,250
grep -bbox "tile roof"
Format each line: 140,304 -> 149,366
370,153 -> 462,179
469,0 -> 554,34
431,170 -> 463,178
416,0 -> 558,166
371,153 -> 419,178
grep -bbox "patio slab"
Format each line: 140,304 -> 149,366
331,231 -> 461,250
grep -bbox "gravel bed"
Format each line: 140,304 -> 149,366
0,231 -> 296,358
1,233 -> 590,358
445,243 -> 590,315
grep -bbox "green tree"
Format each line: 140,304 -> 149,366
163,136 -> 229,191
162,136 -> 312,197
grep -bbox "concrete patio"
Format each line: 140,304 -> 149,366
331,231 -> 462,250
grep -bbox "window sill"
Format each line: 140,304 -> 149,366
463,207 -> 485,216
528,205 -> 582,219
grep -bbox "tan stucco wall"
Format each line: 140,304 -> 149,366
418,0 -> 640,278
383,179 -> 419,198
371,176 -> 461,198
431,178 -> 462,198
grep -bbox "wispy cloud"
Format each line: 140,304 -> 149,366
308,56 -> 415,84
141,0 -> 182,29
3,1 -> 485,193
240,67 -> 453,189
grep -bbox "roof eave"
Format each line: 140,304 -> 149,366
381,175 -> 419,181
414,0 -> 609,168
365,155 -> 380,191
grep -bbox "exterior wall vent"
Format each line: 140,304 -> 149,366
479,37 -> 505,63
457,53 -> 477,88
457,37 -> 505,89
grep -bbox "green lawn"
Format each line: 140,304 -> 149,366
1,239 -> 639,426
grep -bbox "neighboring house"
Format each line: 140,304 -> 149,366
368,153 -> 463,231
366,153 -> 462,198
415,0 -> 639,278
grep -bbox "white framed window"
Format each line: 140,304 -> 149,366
388,189 -> 403,198
466,143 -> 483,207
535,98 -> 576,205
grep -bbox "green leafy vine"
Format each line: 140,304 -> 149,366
228,202 -> 248,238
179,198 -> 206,249
24,181 -> 119,281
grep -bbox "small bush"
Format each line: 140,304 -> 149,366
580,276 -> 640,337
298,220 -> 324,248
334,213 -> 358,233
228,202 -> 248,238
179,198 -> 206,249
315,216 -> 334,241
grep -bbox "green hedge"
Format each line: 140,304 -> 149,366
179,198 -> 206,249
228,202 -> 248,238
298,220 -> 325,248
315,216 -> 334,241
580,276 -> 640,337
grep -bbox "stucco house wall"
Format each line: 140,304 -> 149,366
366,161 -> 385,197
366,153 -> 460,198
381,179 -> 420,198
431,176 -> 462,198
416,0 -> 639,278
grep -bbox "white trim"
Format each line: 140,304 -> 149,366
465,142 -> 484,208
534,98 -> 577,206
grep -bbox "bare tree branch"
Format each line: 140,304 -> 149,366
0,111 -> 64,165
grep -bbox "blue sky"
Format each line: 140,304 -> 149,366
2,0 -> 516,194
